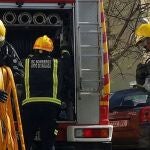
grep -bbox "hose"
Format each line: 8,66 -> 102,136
5,66 -> 26,150
0,67 -> 26,150
47,14 -> 61,25
33,12 -> 46,25
3,12 -> 17,24
18,12 -> 32,24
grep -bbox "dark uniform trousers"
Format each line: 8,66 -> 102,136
21,54 -> 65,150
23,103 -> 60,150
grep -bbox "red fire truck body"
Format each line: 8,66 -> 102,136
0,0 -> 113,149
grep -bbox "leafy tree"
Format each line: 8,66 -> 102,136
104,0 -> 150,72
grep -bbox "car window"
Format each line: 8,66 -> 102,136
123,94 -> 148,106
109,89 -> 149,110
109,91 -> 124,110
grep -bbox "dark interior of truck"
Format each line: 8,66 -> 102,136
0,8 -> 75,121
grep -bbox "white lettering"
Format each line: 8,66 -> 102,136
31,59 -> 51,69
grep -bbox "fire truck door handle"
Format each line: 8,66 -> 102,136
77,77 -> 82,100
80,77 -> 82,90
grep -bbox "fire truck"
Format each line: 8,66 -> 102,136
0,0 -> 113,149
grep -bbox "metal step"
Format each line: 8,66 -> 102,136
81,54 -> 102,57
79,22 -> 98,25
81,69 -> 100,72
80,45 -> 99,48
80,30 -> 100,33
80,91 -> 100,95
78,0 -> 98,2
81,79 -> 101,82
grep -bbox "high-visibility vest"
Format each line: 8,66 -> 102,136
22,56 -> 62,106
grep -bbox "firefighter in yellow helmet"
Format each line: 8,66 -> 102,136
21,35 -> 70,150
135,24 -> 150,86
0,19 -> 23,102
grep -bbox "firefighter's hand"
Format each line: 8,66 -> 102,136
60,45 -> 70,55
0,90 -> 8,103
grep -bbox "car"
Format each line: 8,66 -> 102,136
109,87 -> 150,150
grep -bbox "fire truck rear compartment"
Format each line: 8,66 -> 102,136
0,8 -> 75,121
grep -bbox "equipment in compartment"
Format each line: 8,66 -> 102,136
3,11 -> 17,24
0,8 -> 75,121
18,12 -> 32,24
0,9 -> 73,58
1,10 -> 63,25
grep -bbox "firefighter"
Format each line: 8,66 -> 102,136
135,23 -> 150,86
0,19 -> 24,102
22,35 -> 70,150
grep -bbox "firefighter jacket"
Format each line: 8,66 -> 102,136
22,51 -> 70,106
136,51 -> 150,85
0,41 -> 24,84
141,51 -> 150,64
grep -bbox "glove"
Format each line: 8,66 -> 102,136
60,45 -> 70,55
0,89 -> 8,103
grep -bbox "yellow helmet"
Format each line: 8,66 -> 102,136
135,24 -> 150,44
33,35 -> 54,52
0,20 -> 6,41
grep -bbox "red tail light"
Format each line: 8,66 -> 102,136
139,106 -> 150,123
75,128 -> 109,138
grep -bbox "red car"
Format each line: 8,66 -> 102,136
109,88 -> 150,150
